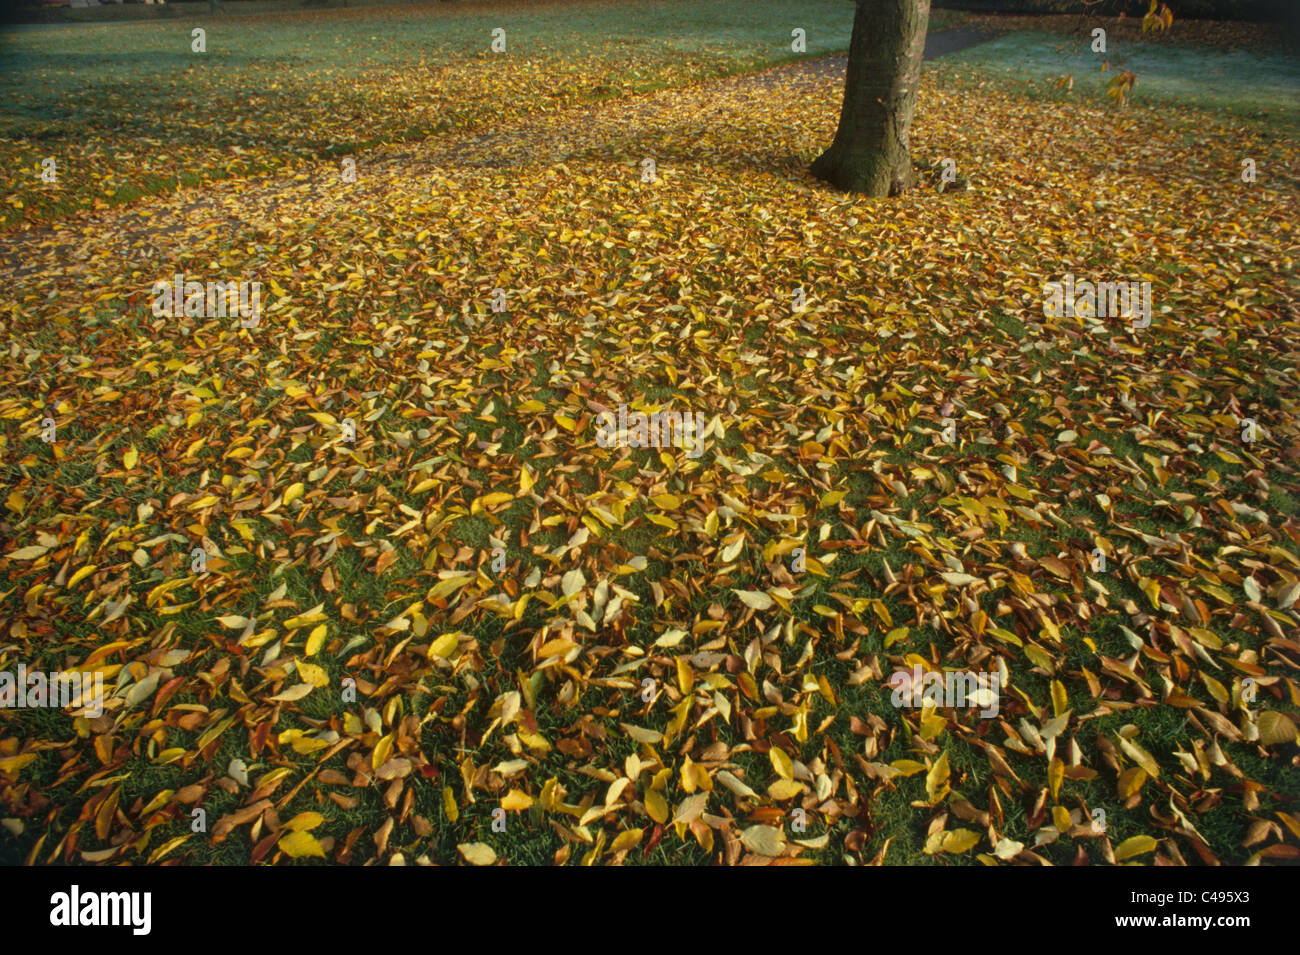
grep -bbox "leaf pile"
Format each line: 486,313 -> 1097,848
0,7 -> 1298,866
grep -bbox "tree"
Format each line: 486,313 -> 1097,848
811,0 -> 932,197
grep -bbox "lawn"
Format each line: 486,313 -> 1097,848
0,0 -> 968,227
0,0 -> 1297,867
943,20 -> 1300,124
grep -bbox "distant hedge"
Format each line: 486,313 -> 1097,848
933,0 -> 1295,21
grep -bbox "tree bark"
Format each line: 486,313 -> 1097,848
811,0 -> 931,197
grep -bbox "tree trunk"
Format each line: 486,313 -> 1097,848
811,0 -> 931,197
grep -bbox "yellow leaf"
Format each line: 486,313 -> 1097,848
443,786 -> 459,823
427,575 -> 473,601
278,830 -> 326,859
735,589 -> 773,611
304,624 -> 326,656
739,825 -> 785,857
1118,767 -> 1147,798
645,789 -> 669,824
609,828 -> 643,853
720,535 -> 745,563
283,482 -> 305,506
1117,735 -> 1161,777
7,545 -> 48,561
537,637 -> 577,659
1114,835 -> 1158,861
890,759 -> 927,777
0,753 -> 37,775
122,445 -> 139,470
67,564 -> 97,589
920,708 -> 948,740
884,626 -> 909,648
283,603 -> 326,629
501,789 -> 534,811
676,657 -> 694,695
1049,757 -> 1064,800
306,411 -> 337,428
1259,711 -> 1299,746
429,632 -> 460,659
926,752 -> 951,805
769,746 -> 793,780
297,663 -> 328,687
267,683 -> 314,704
372,734 -> 394,770
1051,679 -> 1068,718
680,757 -> 698,794
561,569 -> 586,597
767,778 -> 804,800
472,491 -> 514,513
683,761 -> 708,794
457,842 -> 497,866
941,829 -> 981,853
284,811 -> 325,832
1053,806 -> 1072,833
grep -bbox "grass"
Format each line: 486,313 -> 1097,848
0,0 -> 975,226
943,28 -> 1300,124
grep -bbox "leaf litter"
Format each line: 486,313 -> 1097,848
0,15 -> 1298,867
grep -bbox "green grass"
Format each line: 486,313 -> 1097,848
0,0 -> 976,226
941,29 -> 1300,127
